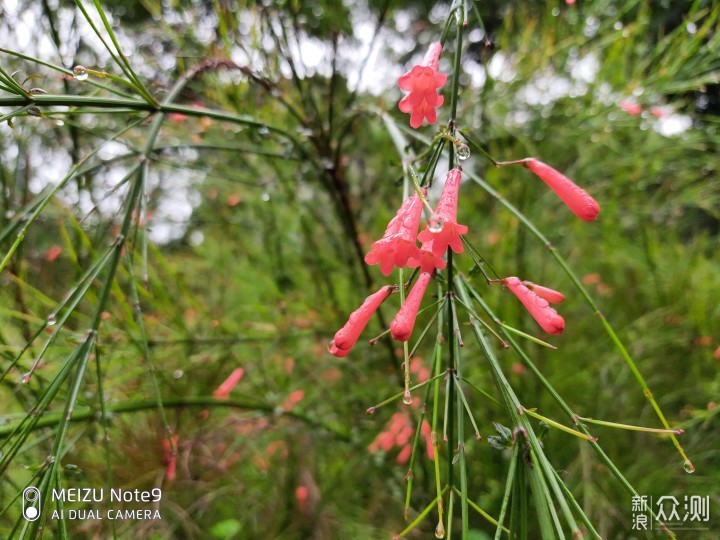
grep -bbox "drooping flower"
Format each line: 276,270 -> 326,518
329,285 -> 394,356
391,272 -> 432,342
398,42 -> 447,129
522,281 -> 565,304
501,277 -> 565,335
417,169 -> 468,256
523,159 -> 600,221
365,191 -> 424,276
213,367 -> 245,399
162,435 -> 180,481
408,239 -> 446,274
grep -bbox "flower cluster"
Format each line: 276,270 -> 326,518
327,40 -> 603,356
330,169 -> 468,356
368,411 -> 434,465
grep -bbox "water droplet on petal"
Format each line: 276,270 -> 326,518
428,214 -> 444,233
73,65 -> 88,81
402,390 -> 413,405
46,314 -> 57,327
456,143 -> 471,161
683,459 -> 695,473
435,521 -> 446,538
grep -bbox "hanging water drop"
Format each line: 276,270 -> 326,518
428,214 -> 444,233
73,65 -> 89,81
46,314 -> 57,327
21,372 -> 31,384
435,520 -> 446,538
402,390 -> 413,405
456,143 -> 471,161
683,459 -> 695,474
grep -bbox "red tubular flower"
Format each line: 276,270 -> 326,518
523,159 -> 600,221
408,239 -> 446,274
365,191 -> 424,275
420,420 -> 435,460
522,281 -> 565,304
213,367 -> 245,399
418,169 -> 468,256
501,277 -> 565,335
329,285 -> 394,356
390,272 -> 432,342
398,42 -> 447,129
162,435 -> 179,481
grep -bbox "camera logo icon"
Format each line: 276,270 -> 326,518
22,487 -> 41,521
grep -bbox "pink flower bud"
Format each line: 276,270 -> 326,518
417,169 -> 468,255
522,281 -> 565,304
330,285 -> 394,356
390,272 -> 432,341
502,277 -> 565,335
523,159 -> 600,221
398,42 -> 447,129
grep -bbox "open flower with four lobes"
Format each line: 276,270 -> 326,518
398,42 -> 447,128
499,277 -> 565,335
364,190 -> 425,276
418,168 -> 468,256
522,159 -> 600,221
408,238 -> 446,274
329,285 -> 395,357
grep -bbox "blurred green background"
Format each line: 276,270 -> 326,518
0,0 -> 718,538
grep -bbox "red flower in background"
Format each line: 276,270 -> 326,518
523,159 -> 600,221
501,277 -> 565,335
329,285 -> 394,356
390,272 -> 433,342
213,368 -> 245,399
368,412 -> 434,464
162,435 -> 180,481
398,42 -> 447,128
418,169 -> 468,255
620,100 -> 642,116
365,191 -> 424,276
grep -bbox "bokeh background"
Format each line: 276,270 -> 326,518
0,0 -> 718,538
